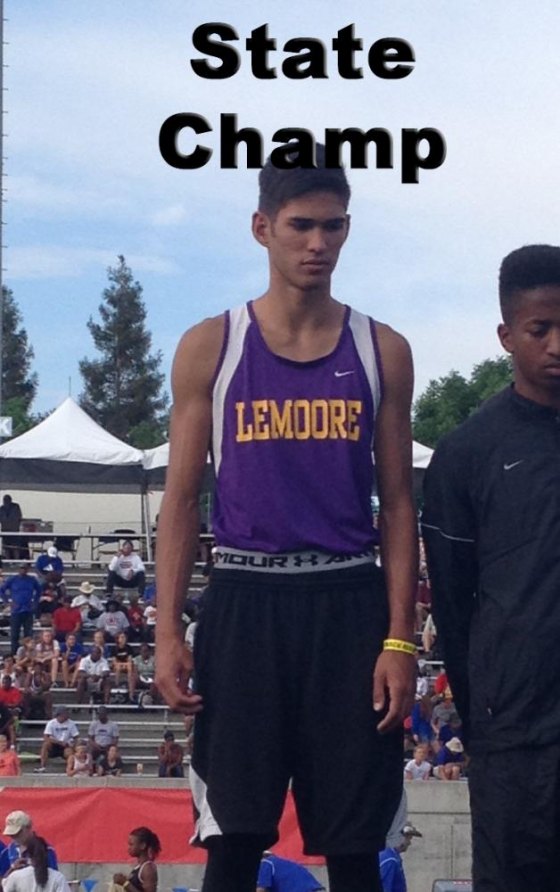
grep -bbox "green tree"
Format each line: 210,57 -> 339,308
413,356 -> 513,447
79,256 -> 168,447
1,287 -> 39,435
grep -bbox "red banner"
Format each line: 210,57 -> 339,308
0,788 -> 323,865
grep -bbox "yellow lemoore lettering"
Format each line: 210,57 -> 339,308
235,399 -> 363,442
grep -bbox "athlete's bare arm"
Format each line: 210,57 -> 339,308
155,315 -> 224,713
371,324 -> 418,734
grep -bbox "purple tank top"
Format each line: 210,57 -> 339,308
211,302 -> 383,554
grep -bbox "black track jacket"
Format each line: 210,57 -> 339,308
421,386 -> 560,754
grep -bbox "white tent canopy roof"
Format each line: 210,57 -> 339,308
0,397 -> 143,466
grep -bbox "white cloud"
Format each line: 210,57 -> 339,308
152,205 -> 189,226
7,246 -> 181,280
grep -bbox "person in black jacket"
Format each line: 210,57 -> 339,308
422,243 -> 560,892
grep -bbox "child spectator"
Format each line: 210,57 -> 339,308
404,745 -> 432,781
59,633 -> 85,688
113,632 -> 134,700
66,740 -> 93,777
33,630 -> 60,686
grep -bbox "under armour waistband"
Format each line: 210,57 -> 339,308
211,546 -> 376,574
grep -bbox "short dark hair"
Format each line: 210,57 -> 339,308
258,143 -> 351,217
499,244 -> 560,322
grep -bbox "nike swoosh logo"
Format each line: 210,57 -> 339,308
334,370 -> 355,378
503,460 -> 524,471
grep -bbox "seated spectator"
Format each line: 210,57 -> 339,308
97,743 -> 124,777
36,581 -> 62,620
106,540 -> 146,596
52,595 -> 82,643
88,705 -> 119,763
75,646 -> 111,704
410,695 -> 435,748
0,676 -> 23,714
0,734 -> 20,776
0,564 -> 41,656
20,665 -> 53,721
32,629 -> 61,686
422,611 -> 437,656
59,632 -> 85,688
415,566 -> 432,632
126,593 -> 146,643
415,658 -> 429,699
438,713 -> 464,749
0,701 -> 15,747
89,628 -> 111,659
157,730 -> 184,778
35,706 -> 79,772
434,737 -> 465,781
15,637 -> 35,674
404,744 -> 432,781
96,600 -> 130,642
431,689 -> 459,741
66,740 -> 93,777
143,599 -> 157,644
35,546 -> 65,592
0,811 -> 58,876
113,632 -> 134,700
71,581 -> 104,622
0,656 -> 20,688
130,643 -> 157,705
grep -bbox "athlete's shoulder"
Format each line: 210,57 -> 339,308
431,387 -> 513,474
171,313 -> 227,398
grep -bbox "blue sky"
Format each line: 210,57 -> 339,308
5,0 -> 560,415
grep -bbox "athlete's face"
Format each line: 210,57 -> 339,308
252,191 -> 350,292
498,285 -> 560,408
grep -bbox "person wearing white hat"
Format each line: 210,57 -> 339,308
434,737 -> 465,781
0,811 -> 58,878
70,582 -> 104,623
35,547 -> 65,590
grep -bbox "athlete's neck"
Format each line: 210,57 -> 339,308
251,293 -> 346,362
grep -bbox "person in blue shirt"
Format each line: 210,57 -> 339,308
35,546 -> 65,590
0,810 -> 58,878
0,564 -> 41,655
378,823 -> 422,892
256,852 -> 324,892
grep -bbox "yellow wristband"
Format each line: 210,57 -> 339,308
383,638 -> 417,656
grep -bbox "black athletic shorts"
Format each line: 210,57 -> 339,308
469,743 -> 560,892
190,562 -> 403,855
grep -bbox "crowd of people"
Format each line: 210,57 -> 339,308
0,533 -> 202,777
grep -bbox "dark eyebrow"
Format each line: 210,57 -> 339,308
287,215 -> 347,224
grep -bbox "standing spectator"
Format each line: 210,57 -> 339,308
97,743 -> 124,776
35,706 -> 79,772
59,632 -> 85,688
106,540 -> 146,596
20,665 -> 53,720
0,734 -> 20,776
71,581 -> 104,622
88,705 -> 119,763
75,646 -> 111,704
0,812 -> 58,877
0,565 -> 41,655
378,824 -> 422,892
66,741 -> 93,777
2,836 -> 67,892
34,547 -> 65,592
157,730 -> 184,778
256,853 -> 324,892
96,600 -> 130,642
52,595 -> 82,643
0,495 -> 23,560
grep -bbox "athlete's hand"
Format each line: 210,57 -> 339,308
373,650 -> 416,734
155,636 -> 203,714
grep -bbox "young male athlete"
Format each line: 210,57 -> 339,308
155,147 -> 418,892
422,244 -> 560,891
